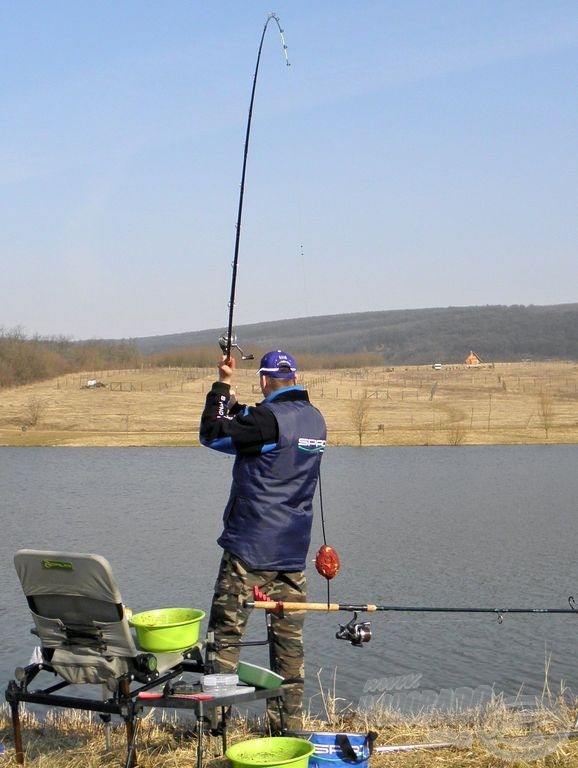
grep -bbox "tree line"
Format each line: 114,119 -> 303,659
145,346 -> 382,371
0,329 -> 140,388
3,303 -> 576,388
0,330 -> 383,389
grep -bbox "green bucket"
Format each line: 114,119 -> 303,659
129,607 -> 205,652
226,737 -> 315,768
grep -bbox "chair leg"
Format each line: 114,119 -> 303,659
196,715 -> 204,768
120,678 -> 138,768
268,695 -> 285,735
278,697 -> 285,733
100,714 -> 112,752
101,685 -> 112,751
125,717 -> 139,768
220,707 -> 228,753
9,696 -> 25,765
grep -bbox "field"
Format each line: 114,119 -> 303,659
3,695 -> 578,768
0,360 -> 577,447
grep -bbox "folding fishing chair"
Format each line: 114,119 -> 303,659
5,549 -> 205,767
5,549 -> 285,768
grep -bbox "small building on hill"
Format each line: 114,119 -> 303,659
464,350 -> 483,366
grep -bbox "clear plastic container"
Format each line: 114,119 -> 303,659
202,673 -> 239,694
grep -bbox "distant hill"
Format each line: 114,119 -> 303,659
127,304 -> 578,366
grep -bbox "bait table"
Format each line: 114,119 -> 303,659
134,683 -> 286,768
7,661 -> 285,768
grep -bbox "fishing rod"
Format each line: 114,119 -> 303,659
249,598 -> 578,616
246,590 -> 578,616
248,589 -> 578,645
219,13 -> 289,362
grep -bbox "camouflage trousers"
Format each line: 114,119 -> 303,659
208,551 -> 306,733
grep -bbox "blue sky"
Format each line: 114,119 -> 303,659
2,1 -> 577,340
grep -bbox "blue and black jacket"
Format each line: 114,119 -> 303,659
200,382 -> 327,571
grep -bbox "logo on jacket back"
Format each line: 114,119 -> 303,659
298,437 -> 326,453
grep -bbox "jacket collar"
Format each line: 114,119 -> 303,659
263,385 -> 306,404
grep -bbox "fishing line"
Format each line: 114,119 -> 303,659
314,467 -> 341,607
220,13 -> 289,361
318,470 -> 328,546
299,244 -> 313,356
316,469 -> 331,606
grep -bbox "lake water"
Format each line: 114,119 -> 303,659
1,445 -> 578,717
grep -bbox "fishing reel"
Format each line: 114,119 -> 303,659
218,332 -> 254,361
336,612 -> 371,647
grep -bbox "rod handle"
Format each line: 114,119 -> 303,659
249,601 -> 338,611
249,601 -> 378,612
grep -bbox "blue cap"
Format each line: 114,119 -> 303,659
258,350 -> 298,379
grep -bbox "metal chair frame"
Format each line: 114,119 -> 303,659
5,549 -> 285,767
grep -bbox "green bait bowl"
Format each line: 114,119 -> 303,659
129,607 -> 205,652
226,737 -> 315,768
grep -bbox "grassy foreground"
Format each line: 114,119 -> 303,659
0,360 -> 577,447
2,694 -> 578,768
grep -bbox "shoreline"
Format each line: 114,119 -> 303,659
1,360 -> 576,448
0,436 -> 574,448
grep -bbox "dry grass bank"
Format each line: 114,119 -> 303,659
3,694 -> 578,768
0,361 -> 577,447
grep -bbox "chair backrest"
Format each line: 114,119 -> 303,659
15,549 -> 140,686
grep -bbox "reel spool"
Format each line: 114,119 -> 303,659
336,612 -> 372,647
218,332 -> 254,361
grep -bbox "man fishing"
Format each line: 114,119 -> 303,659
199,349 -> 327,733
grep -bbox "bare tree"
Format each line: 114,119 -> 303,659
25,396 -> 48,427
349,391 -> 372,446
447,423 -> 467,446
537,387 -> 555,439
